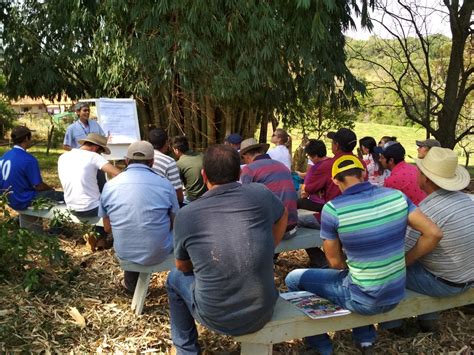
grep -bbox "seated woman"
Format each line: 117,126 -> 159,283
297,139 -> 329,212
359,136 -> 389,186
268,128 -> 292,170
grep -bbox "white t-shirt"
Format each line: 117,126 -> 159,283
58,149 -> 109,211
268,145 -> 292,171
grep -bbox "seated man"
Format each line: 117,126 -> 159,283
377,141 -> 426,205
58,133 -> 120,225
171,135 -> 207,203
297,139 -> 329,212
285,155 -> 441,354
0,126 -> 62,210
240,138 -> 298,236
148,128 -> 184,205
384,147 -> 474,334
167,144 -> 288,354
415,138 -> 440,158
99,141 -> 179,293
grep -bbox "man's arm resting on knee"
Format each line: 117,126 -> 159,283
176,259 -> 193,273
272,207 -> 288,247
405,208 -> 443,266
323,239 -> 347,269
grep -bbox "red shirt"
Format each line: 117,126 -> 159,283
304,152 -> 367,204
384,161 -> 426,206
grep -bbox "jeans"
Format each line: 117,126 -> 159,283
36,190 -> 64,203
167,269 -> 205,355
285,268 -> 397,355
381,262 -> 471,329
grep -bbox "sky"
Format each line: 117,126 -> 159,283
344,1 -> 452,40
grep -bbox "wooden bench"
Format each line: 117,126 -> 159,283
18,204 -> 103,233
118,226 -> 323,315
235,288 -> 474,354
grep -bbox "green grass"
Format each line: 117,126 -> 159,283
2,120 -> 472,188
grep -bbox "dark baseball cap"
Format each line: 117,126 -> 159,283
225,133 -> 242,145
327,128 -> 357,150
11,126 -> 34,141
375,141 -> 405,161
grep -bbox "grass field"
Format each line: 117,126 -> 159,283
2,118 -> 472,187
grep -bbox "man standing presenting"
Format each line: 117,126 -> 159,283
285,156 -> 441,354
148,128 -> 184,205
167,145 -> 288,354
99,141 -> 179,293
378,142 -> 426,205
0,126 -> 62,210
63,103 -> 105,151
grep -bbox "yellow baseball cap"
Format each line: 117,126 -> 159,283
332,155 -> 365,179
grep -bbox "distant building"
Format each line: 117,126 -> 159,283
10,96 -> 73,116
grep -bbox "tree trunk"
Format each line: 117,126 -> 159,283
259,112 -> 269,143
204,95 -> 216,146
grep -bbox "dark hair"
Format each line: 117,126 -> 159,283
334,160 -> 364,182
148,128 -> 168,150
359,136 -> 383,174
203,145 -> 240,184
12,132 -> 31,145
171,135 -> 190,153
304,139 -> 326,158
382,143 -> 405,164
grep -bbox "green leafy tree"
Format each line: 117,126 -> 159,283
1,0 -> 374,147
347,0 -> 473,148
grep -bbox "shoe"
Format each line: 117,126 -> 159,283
357,344 -> 374,355
418,319 -> 439,333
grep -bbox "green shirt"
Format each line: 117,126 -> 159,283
176,151 -> 207,201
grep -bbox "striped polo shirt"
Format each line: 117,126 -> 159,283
240,154 -> 298,228
405,189 -> 474,283
321,182 -> 416,306
152,150 -> 183,190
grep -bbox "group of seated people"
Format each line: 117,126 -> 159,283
1,113 -> 473,354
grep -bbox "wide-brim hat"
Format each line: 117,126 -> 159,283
415,147 -> 470,191
78,133 -> 111,155
239,138 -> 270,156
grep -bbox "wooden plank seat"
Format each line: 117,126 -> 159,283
18,204 -> 103,233
118,226 -> 322,315
235,288 -> 474,354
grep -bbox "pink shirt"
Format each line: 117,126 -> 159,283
384,161 -> 426,206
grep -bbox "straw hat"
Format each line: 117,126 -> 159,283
239,138 -> 270,156
78,133 -> 111,155
415,147 -> 470,191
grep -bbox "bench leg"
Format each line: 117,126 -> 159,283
240,342 -> 272,355
19,215 -> 44,233
131,272 -> 152,316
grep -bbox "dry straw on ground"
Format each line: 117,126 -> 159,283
1,231 -> 473,354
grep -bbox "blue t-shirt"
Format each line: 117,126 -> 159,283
0,147 -> 42,210
99,164 -> 179,265
63,119 -> 105,148
174,182 -> 284,335
321,182 -> 416,307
